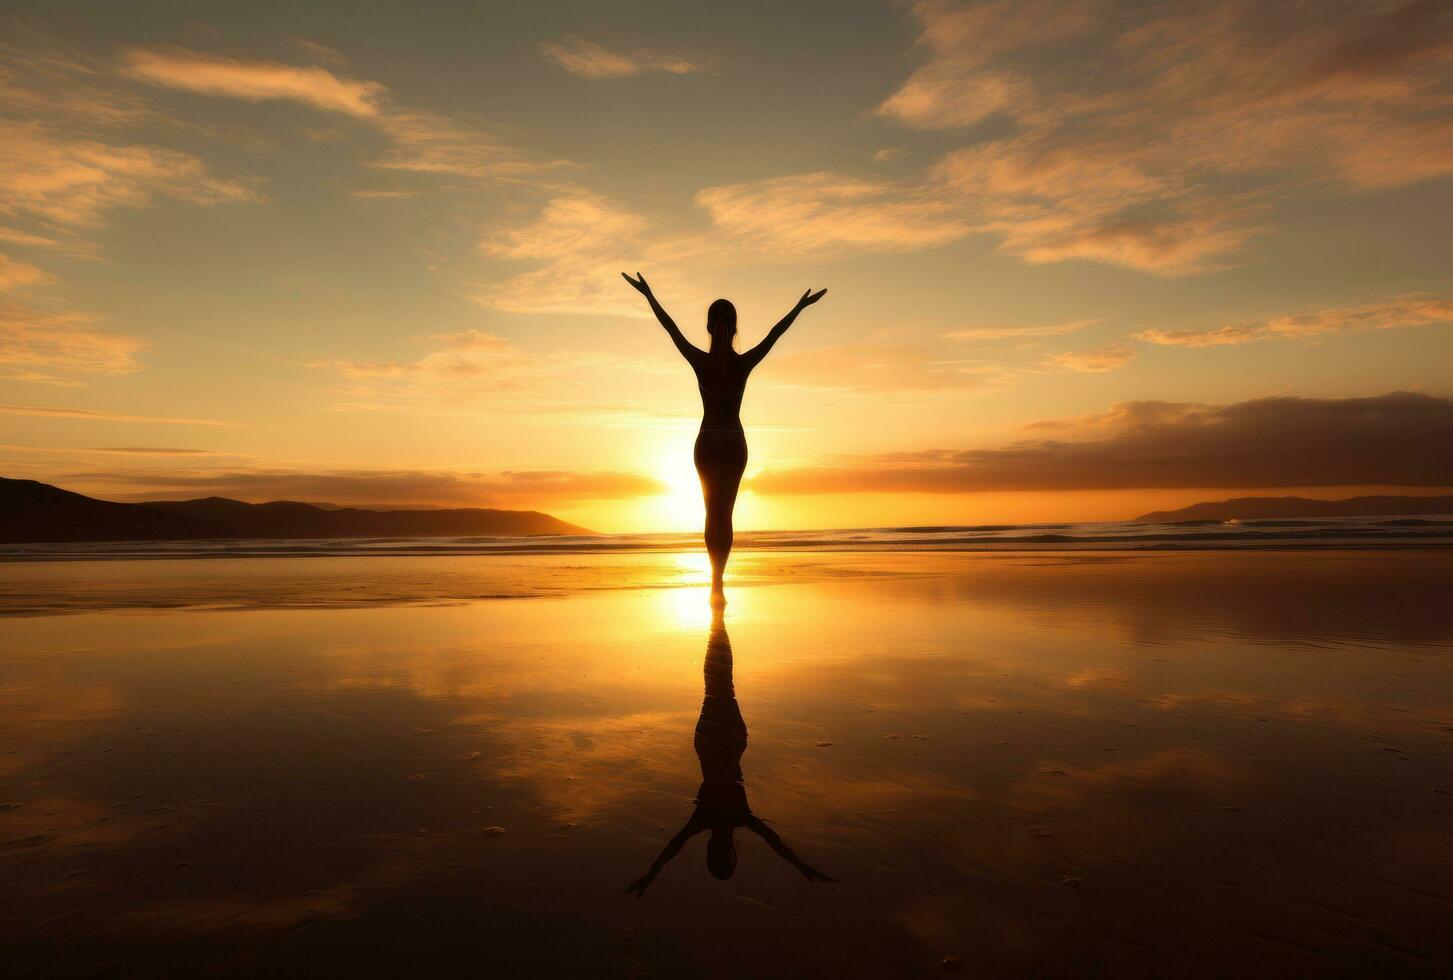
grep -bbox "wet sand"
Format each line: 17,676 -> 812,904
2,550 -> 1451,977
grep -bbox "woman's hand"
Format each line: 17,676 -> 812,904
624,875 -> 653,899
797,288 -> 827,309
622,272 -> 653,297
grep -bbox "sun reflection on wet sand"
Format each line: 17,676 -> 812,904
2,550 -> 1451,976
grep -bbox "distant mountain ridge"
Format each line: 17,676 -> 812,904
1134,495 -> 1453,523
0,478 -> 591,543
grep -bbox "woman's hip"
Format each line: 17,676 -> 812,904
694,428 -> 748,471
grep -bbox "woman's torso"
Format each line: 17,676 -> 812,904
693,353 -> 751,431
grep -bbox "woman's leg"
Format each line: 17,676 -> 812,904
696,432 -> 747,595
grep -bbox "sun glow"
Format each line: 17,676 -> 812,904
655,449 -> 704,531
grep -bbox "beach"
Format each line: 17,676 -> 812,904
3,549 -> 1451,977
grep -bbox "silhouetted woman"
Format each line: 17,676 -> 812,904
625,607 -> 834,896
623,273 -> 826,599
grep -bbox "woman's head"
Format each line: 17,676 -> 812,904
706,299 -> 737,353
706,826 -> 737,879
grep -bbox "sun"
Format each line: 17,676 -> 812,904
659,456 -> 703,526
655,450 -> 704,531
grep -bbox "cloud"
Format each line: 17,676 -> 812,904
1138,295 -> 1453,347
0,40 -> 156,128
0,301 -> 147,383
709,1 -> 1453,274
1047,344 -> 1136,373
90,447 -> 226,455
475,191 -> 660,315
77,467 -> 663,508
121,47 -> 384,116
0,403 -> 231,425
314,328 -> 539,410
285,38 -> 349,68
113,47 -> 563,186
946,319 -> 1097,340
750,391 -> 1453,494
539,39 -> 704,79
0,118 -> 259,228
369,109 -> 566,181
695,172 -> 971,255
0,254 -> 50,291
313,325 -> 676,425
762,336 -> 1015,394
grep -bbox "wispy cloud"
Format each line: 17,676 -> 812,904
540,38 -> 704,79
695,172 -> 970,256
91,446 -> 228,455
313,326 -> 676,425
121,47 -> 384,116
0,254 -> 50,292
0,118 -> 259,228
285,38 -> 349,68
763,336 -> 1015,395
369,109 -> 566,181
946,319 -> 1098,340
0,403 -> 232,425
0,301 -> 147,384
1138,295 -> 1453,347
705,0 -> 1453,274
1,42 -> 259,233
751,392 -> 1453,494
116,46 -> 563,186
1047,344 -> 1136,373
475,191 -> 659,315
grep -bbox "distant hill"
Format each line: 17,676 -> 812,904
1135,495 -> 1453,523
0,478 -> 591,543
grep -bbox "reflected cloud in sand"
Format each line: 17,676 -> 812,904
2,552 -> 1452,975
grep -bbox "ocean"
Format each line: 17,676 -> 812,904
3,514 -> 1451,561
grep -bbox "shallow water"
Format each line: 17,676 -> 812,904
3,513 -> 1451,562
2,551 -> 1451,977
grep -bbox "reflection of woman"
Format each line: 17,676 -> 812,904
623,273 -> 826,600
626,608 -> 834,897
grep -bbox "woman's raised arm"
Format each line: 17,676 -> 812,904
622,272 -> 701,365
746,815 -> 836,883
742,288 -> 827,370
623,811 -> 706,899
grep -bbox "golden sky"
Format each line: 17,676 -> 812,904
2,1 -> 1452,531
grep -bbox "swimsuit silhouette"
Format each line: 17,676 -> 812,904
623,273 -> 826,599
624,607 -> 834,896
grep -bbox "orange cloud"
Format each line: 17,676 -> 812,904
1046,344 -> 1136,373
370,109 -> 567,182
0,301 -> 146,383
115,47 -> 561,186
763,336 -> 1015,394
474,192 -> 663,315
0,119 -> 259,228
0,254 -> 49,292
121,47 -> 384,116
945,319 -> 1097,340
695,172 -> 970,255
540,38 -> 704,79
313,326 -> 675,425
0,403 -> 231,425
751,391 -> 1453,493
714,1 -> 1453,274
1138,295 -> 1453,347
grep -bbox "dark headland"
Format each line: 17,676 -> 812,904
0,477 -> 591,543
1135,494 -> 1453,523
